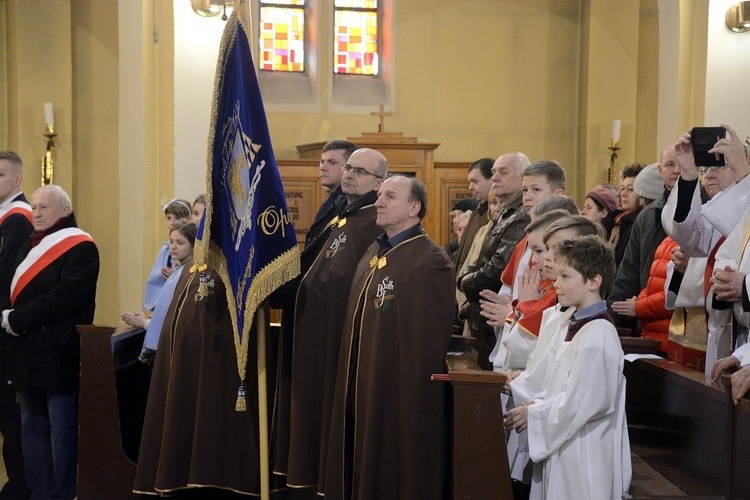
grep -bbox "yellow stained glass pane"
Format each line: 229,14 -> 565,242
334,0 -> 377,8
333,10 -> 378,75
261,0 -> 305,5
259,5 -> 305,72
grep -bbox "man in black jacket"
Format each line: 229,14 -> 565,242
0,151 -> 32,499
2,184 -> 99,500
458,152 -> 531,368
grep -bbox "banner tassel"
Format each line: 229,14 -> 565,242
235,381 -> 247,412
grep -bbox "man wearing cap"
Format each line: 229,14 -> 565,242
445,197 -> 478,258
607,147 -> 679,328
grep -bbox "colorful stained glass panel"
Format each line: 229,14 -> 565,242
333,10 -> 378,75
259,5 -> 305,72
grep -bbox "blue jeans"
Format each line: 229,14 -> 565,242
19,388 -> 78,500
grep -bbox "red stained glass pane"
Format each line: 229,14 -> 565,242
259,5 -> 305,72
333,9 -> 378,75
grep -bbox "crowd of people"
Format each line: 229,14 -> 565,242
0,122 -> 749,499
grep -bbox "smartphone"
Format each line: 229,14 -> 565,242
691,126 -> 726,167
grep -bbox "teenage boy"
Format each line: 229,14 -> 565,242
500,161 -> 567,300
485,216 -> 603,499
504,236 -> 631,500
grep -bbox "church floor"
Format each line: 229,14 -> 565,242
0,439 -> 713,499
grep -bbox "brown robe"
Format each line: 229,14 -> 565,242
282,196 -> 382,489
324,228 -> 455,500
134,267 -> 276,496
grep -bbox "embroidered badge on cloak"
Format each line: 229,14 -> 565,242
325,231 -> 347,258
374,276 -> 395,311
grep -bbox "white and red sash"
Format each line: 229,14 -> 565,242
11,227 -> 94,306
0,200 -> 32,227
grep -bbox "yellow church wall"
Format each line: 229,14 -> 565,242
2,0 -> 74,192
266,1 -> 584,186
0,1 -> 715,326
262,0 -> 658,203
70,0 -> 120,325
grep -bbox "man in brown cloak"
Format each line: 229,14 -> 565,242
281,148 -> 388,492
324,175 -> 455,500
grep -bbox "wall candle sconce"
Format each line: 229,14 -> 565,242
726,2 -> 750,32
41,102 -> 56,186
607,119 -> 621,184
190,0 -> 235,20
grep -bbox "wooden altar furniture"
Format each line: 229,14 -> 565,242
279,131 -> 472,249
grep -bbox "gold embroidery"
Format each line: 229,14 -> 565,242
338,217 -> 347,228
377,256 -> 387,269
330,216 -> 339,228
369,255 -> 378,268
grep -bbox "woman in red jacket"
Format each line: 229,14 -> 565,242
611,236 -> 678,353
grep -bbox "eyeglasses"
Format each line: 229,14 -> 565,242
699,165 -> 729,175
342,164 -> 383,179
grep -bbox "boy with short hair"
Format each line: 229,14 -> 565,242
504,236 -> 631,500
486,216 -> 603,496
500,162 -> 567,301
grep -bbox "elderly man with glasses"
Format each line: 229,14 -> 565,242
277,148 -> 388,494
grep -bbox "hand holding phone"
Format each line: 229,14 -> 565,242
691,126 -> 726,167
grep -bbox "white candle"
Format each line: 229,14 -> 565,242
44,102 -> 54,127
612,119 -> 621,142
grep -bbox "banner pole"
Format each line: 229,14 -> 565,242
257,304 -> 270,500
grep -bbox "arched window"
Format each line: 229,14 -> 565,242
259,0 -> 306,72
333,0 -> 378,76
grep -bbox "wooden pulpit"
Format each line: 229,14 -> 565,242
441,336 -> 512,499
79,325 -> 149,499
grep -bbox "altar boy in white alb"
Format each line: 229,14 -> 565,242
504,235 -> 631,500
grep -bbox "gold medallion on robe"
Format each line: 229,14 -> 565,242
369,254 -> 387,269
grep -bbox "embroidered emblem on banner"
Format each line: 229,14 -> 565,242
325,232 -> 347,258
374,276 -> 395,310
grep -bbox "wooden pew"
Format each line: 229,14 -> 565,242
78,325 -> 150,499
441,336 -> 512,500
624,357 -> 750,499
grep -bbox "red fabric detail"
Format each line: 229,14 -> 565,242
0,207 -> 32,226
515,281 -> 557,338
635,237 -> 678,352
29,216 -> 70,248
667,340 -> 706,372
501,235 -> 529,289
11,234 -> 92,306
705,236 -> 727,299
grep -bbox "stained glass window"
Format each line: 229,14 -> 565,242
334,0 -> 379,75
259,0 -> 305,72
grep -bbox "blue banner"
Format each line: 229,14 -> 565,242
195,2 -> 299,409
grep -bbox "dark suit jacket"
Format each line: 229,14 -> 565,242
6,213 -> 100,388
0,193 -> 34,380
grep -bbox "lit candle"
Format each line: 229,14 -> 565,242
611,119 -> 621,143
44,102 -> 54,127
